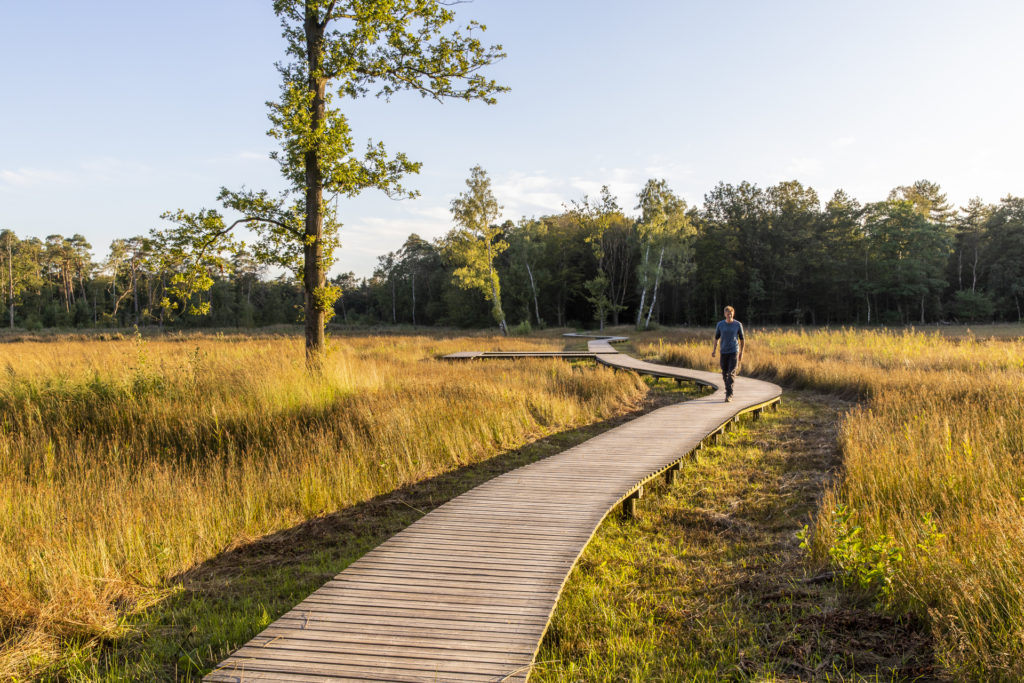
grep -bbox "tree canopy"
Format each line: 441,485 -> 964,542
157,0 -> 506,364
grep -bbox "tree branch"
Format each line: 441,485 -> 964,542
226,216 -> 303,239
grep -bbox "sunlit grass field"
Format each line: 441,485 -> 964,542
0,330 -> 649,679
633,325 -> 1024,679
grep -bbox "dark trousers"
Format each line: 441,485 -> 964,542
720,352 -> 738,397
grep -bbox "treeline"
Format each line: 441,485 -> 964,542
348,177 -> 1024,327
1,177 -> 1022,331
0,232 -> 302,330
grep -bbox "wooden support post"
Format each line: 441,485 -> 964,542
675,378 -> 682,386
665,463 -> 679,486
622,486 -> 643,519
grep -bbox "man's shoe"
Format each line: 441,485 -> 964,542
725,395 -> 733,402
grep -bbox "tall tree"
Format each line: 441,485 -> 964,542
445,165 -> 508,334
161,0 -> 506,364
634,179 -> 693,329
951,197 -> 992,293
569,186 -> 622,329
889,180 -> 953,224
815,190 -> 865,323
0,230 -> 42,328
505,218 -> 549,327
864,198 -> 952,323
981,196 -> 1024,320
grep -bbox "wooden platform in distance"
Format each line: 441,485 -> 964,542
443,351 -> 597,359
206,335 -> 781,683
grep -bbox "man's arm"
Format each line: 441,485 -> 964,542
711,325 -> 720,358
737,324 -> 745,362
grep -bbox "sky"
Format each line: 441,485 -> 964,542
2,0 -> 1023,278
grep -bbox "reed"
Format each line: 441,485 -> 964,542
635,326 -> 1024,678
0,331 -> 648,678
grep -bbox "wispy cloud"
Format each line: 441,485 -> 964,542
202,150 -> 273,164
493,171 -> 566,218
495,166 -> 667,220
0,158 -> 155,190
0,166 -> 75,188
832,136 -> 857,148
783,157 -> 823,177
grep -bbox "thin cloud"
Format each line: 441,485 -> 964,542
0,167 -> 75,188
784,157 -> 824,177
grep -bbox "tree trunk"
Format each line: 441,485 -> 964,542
971,247 -> 978,292
411,271 -> 416,327
485,242 -> 507,334
132,264 -> 140,325
391,278 -> 396,323
7,242 -> 14,329
302,8 -> 327,367
644,247 -> 664,329
957,248 -> 963,290
920,294 -> 925,325
79,272 -> 89,308
525,260 -> 541,326
636,244 -> 649,328
865,293 -> 871,324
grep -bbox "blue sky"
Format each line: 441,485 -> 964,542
2,0 -> 1023,277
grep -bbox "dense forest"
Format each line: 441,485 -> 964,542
1,177 -> 1022,331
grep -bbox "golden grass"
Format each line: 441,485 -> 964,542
634,326 -> 1024,679
0,331 -> 648,678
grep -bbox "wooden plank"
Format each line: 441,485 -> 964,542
294,595 -> 552,617
269,611 -> 548,632
226,644 -> 518,675
242,637 -> 526,665
259,623 -> 539,648
208,657 -> 515,683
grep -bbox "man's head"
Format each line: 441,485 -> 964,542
724,305 -> 735,322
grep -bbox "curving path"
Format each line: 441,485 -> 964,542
206,335 -> 781,682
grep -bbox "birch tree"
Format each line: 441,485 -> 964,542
634,179 -> 693,329
445,165 -> 508,334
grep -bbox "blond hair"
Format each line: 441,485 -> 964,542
724,305 -> 735,316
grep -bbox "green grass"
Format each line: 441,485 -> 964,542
534,392 -> 938,682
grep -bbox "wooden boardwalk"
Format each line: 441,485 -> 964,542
206,335 -> 781,682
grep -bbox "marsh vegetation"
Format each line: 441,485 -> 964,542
0,330 -> 647,678
634,326 -> 1024,679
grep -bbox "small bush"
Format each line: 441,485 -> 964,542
510,320 -> 532,336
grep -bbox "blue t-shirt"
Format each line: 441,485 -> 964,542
715,320 -> 744,354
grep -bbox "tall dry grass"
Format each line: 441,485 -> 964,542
635,327 -> 1024,679
0,331 -> 647,677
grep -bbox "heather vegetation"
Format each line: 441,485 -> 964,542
0,331 -> 650,679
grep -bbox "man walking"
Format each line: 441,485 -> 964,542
710,305 -> 744,402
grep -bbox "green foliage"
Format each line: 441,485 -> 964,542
5,178 -> 1024,330
953,289 -> 996,321
568,186 -> 624,328
444,165 -> 508,332
823,505 -> 905,606
634,179 -> 695,328
509,319 -> 532,336
153,1 -> 506,355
